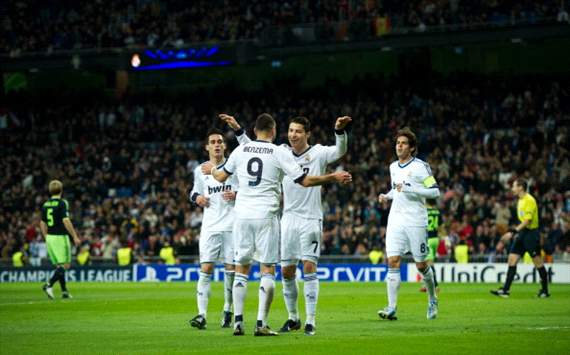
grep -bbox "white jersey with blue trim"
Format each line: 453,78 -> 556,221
387,157 -> 436,228
191,162 -> 238,232
282,139 -> 346,219
236,130 -> 347,220
223,140 -> 305,219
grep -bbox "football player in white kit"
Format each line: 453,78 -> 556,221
220,114 -> 351,336
202,113 -> 352,336
189,129 -> 238,330
377,127 -> 440,321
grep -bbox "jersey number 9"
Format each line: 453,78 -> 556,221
247,158 -> 263,187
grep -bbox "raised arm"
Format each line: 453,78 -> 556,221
323,116 -> 351,163
219,113 -> 251,145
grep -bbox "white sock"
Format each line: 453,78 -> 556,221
387,268 -> 400,309
304,273 -> 319,326
282,277 -> 299,321
197,271 -> 211,317
257,273 -> 275,327
233,272 -> 248,320
420,266 -> 437,302
224,270 -> 235,312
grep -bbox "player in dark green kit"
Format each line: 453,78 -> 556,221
40,180 -> 81,299
420,199 -> 440,293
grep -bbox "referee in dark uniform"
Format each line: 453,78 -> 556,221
491,178 -> 550,298
40,180 -> 81,299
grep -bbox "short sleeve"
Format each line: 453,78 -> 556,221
61,200 -> 70,218
521,200 -> 536,221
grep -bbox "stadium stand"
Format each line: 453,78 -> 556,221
1,74 -> 568,265
2,0 -> 563,54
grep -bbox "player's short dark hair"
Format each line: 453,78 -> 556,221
395,127 -> 418,156
205,128 -> 225,144
514,178 -> 528,190
426,198 -> 437,205
48,180 -> 63,196
289,116 -> 311,133
255,113 -> 276,132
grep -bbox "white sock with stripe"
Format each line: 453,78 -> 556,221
304,273 -> 319,326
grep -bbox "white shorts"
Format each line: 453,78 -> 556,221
281,213 -> 322,266
234,216 -> 280,265
386,224 -> 429,262
199,230 -> 234,265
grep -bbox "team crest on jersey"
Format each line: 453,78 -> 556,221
304,155 -> 311,162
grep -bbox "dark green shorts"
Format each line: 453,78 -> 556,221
46,234 -> 72,265
510,229 -> 540,258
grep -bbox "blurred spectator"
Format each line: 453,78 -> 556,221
1,0 -> 561,54
0,73 -> 568,264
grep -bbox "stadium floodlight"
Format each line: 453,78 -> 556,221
131,54 -> 141,68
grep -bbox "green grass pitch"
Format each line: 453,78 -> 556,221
1,282 -> 569,354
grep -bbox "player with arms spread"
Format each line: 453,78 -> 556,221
202,113 -> 352,336
40,180 -> 81,299
220,113 -> 351,335
189,129 -> 239,330
377,128 -> 440,320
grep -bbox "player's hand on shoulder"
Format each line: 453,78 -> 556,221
222,190 -> 236,201
219,113 -> 241,130
335,116 -> 352,130
201,161 -> 215,175
333,171 -> 352,184
196,195 -> 210,207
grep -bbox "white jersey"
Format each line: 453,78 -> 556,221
223,140 -> 305,219
190,162 -> 237,232
387,157 -> 437,228
237,131 -> 347,219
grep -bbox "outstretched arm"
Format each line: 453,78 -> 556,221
201,161 -> 230,183
298,171 -> 352,187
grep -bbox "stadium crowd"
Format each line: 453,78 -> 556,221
1,74 -> 569,265
2,0 -> 565,55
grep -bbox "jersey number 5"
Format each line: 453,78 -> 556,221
47,208 -> 54,227
247,158 -> 263,186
